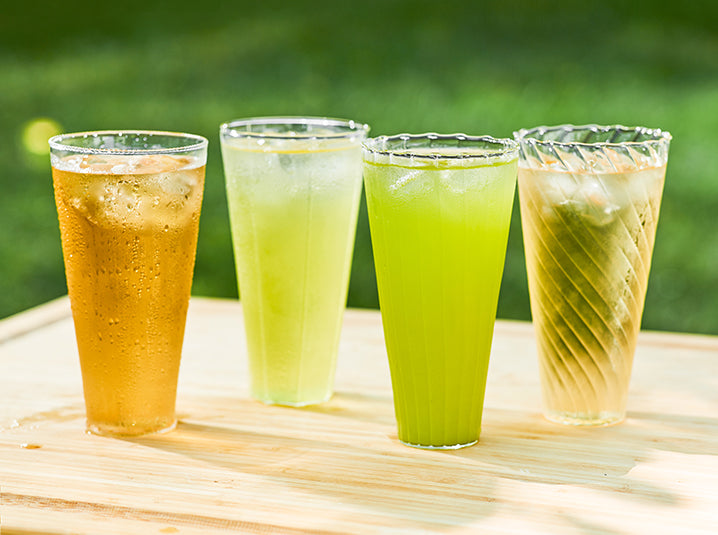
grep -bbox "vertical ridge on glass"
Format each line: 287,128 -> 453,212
363,133 -> 518,449
220,117 -> 368,406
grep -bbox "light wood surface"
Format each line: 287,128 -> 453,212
1,297 -> 717,534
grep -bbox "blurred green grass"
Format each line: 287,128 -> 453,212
2,0 -> 717,333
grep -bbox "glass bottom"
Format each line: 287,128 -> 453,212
399,439 -> 478,450
86,418 -> 177,437
544,410 -> 624,427
254,391 -> 333,408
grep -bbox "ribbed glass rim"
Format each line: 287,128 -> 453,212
514,124 -> 672,148
363,133 -> 518,161
220,116 -> 370,140
48,130 -> 208,155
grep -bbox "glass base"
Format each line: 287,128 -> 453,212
254,392 -> 332,408
544,410 -> 624,427
86,418 -> 177,437
399,439 -> 478,450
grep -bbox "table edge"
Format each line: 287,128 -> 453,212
2,296 -> 716,353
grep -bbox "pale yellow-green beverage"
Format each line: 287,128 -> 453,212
363,134 -> 518,448
516,124 -> 671,426
220,117 -> 368,406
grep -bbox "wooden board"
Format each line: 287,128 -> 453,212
1,297 -> 717,534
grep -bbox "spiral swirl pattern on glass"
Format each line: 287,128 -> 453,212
515,125 -> 671,426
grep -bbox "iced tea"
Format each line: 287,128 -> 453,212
516,125 -> 671,425
50,131 -> 207,436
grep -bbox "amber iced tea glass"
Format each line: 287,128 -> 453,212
50,131 -> 207,436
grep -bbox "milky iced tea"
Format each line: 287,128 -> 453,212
50,132 -> 206,436
516,125 -> 671,426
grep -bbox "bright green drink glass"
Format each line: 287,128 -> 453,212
363,134 -> 518,449
220,117 -> 368,406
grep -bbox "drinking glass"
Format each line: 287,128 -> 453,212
220,117 -> 368,406
363,133 -> 518,448
515,124 -> 671,425
50,130 -> 207,436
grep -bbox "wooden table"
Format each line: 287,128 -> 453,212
1,297 -> 717,534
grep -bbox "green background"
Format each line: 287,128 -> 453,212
2,0 -> 717,333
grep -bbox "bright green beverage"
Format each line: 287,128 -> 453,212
220,118 -> 368,406
363,135 -> 518,449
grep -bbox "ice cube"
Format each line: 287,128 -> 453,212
153,172 -> 196,197
390,169 -> 421,192
543,171 -> 580,206
79,155 -> 117,173
438,168 -> 469,194
278,153 -> 296,173
565,179 -> 621,227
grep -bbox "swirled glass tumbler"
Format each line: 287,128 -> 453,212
516,125 -> 671,426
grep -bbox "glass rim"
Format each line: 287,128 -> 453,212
362,133 -> 518,161
220,116 -> 370,140
48,130 -> 209,155
514,124 -> 672,148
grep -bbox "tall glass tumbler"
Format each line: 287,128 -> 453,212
50,131 -> 207,436
220,117 -> 369,406
515,125 -> 671,426
363,134 -> 518,449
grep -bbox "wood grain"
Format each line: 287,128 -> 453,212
1,297 -> 717,534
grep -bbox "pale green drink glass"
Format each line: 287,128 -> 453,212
220,117 -> 369,406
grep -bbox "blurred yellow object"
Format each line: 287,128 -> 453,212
22,118 -> 62,156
